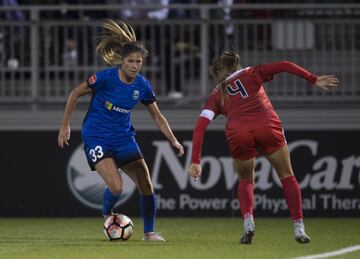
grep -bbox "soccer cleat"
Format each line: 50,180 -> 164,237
102,209 -> 115,220
294,222 -> 311,244
143,232 -> 166,242
240,218 -> 255,244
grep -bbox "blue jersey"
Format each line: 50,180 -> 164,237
82,67 -> 155,140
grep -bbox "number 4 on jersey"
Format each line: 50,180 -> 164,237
226,79 -> 249,98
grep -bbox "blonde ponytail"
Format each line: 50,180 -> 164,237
96,19 -> 144,66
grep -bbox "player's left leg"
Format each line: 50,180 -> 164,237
122,159 -> 165,242
229,130 -> 257,244
265,145 -> 310,243
234,158 -> 256,244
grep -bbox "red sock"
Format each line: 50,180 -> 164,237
237,179 -> 254,220
281,175 -> 303,222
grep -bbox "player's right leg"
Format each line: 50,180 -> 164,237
94,158 -> 123,219
294,221 -> 311,243
265,145 -> 310,243
83,138 -> 123,219
234,158 -> 256,244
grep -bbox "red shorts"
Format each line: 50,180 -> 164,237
227,125 -> 286,160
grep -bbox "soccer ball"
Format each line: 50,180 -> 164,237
103,214 -> 134,241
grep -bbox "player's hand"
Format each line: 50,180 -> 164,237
58,125 -> 71,148
172,140 -> 184,157
188,163 -> 201,181
315,75 -> 339,91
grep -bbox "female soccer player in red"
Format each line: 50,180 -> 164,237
188,50 -> 339,244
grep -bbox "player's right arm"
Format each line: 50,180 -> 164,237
58,81 -> 93,148
187,109 -> 214,180
188,89 -> 220,180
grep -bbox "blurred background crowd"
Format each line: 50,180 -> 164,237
0,0 -> 359,107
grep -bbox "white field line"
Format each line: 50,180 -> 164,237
295,245 -> 360,259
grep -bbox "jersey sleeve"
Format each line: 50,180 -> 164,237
191,116 -> 211,164
254,61 -> 317,84
203,89 -> 221,118
86,71 -> 105,92
141,79 -> 156,105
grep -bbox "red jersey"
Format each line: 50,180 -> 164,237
190,61 -> 317,164
203,61 -> 317,135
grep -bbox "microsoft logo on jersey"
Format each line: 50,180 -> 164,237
105,101 -> 113,110
105,101 -> 130,113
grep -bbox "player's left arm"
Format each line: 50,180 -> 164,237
257,61 -> 339,90
146,101 -> 184,157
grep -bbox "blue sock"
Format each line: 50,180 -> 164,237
102,188 -> 120,216
140,193 -> 156,233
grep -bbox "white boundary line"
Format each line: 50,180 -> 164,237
295,245 -> 360,259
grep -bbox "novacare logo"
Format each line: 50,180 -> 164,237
66,145 -> 136,210
151,140 -> 359,191
66,139 -> 359,210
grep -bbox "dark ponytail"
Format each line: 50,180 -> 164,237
209,51 -> 241,104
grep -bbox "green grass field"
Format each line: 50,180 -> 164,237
0,218 -> 359,259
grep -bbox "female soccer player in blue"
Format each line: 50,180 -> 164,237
57,19 -> 184,242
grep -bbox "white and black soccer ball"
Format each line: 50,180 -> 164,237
103,214 -> 134,241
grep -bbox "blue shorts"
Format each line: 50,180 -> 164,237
83,136 -> 143,171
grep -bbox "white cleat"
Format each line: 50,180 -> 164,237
143,232 -> 166,242
240,218 -> 255,244
294,221 -> 311,244
102,212 -> 112,220
102,209 -> 115,220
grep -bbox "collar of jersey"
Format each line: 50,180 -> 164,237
116,68 -> 139,86
224,67 -> 250,81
